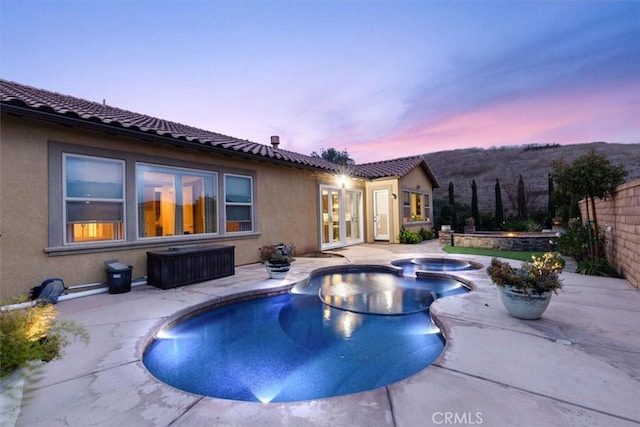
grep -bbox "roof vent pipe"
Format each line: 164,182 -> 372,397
270,135 -> 280,149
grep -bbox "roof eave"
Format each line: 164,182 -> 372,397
1,103 -> 337,174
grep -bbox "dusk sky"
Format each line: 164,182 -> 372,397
2,0 -> 639,163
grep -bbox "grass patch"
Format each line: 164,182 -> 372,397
442,246 -> 546,262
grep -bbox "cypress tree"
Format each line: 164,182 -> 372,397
547,173 -> 556,219
517,175 -> 527,220
495,179 -> 504,229
448,182 -> 458,231
471,180 -> 480,228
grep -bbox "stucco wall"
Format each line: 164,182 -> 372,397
0,114 -> 338,299
400,166 -> 435,236
364,179 -> 398,243
580,179 -> 640,289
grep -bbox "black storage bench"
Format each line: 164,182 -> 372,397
146,245 -> 235,290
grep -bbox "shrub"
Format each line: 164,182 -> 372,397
418,227 -> 434,241
258,243 -> 295,264
576,258 -> 620,277
557,219 -> 590,262
439,204 -> 454,226
1,297 -> 88,378
503,218 -> 542,232
399,227 -> 422,244
480,211 -> 495,230
486,252 -> 563,295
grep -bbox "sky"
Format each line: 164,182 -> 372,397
1,0 -> 639,163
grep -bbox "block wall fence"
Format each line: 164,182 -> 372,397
580,178 -> 640,289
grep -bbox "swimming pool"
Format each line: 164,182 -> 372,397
392,257 -> 482,275
143,266 -> 469,402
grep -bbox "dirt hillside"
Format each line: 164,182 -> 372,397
423,142 -> 640,215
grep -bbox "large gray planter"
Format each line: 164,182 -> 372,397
265,261 -> 291,279
497,285 -> 552,320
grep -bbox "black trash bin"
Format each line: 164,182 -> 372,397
104,260 -> 132,294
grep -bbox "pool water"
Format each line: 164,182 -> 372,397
392,258 -> 480,275
144,271 -> 468,402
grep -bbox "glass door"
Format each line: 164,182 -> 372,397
345,190 -> 362,243
320,186 -> 363,249
321,188 -> 341,247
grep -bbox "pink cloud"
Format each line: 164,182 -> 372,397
350,82 -> 639,163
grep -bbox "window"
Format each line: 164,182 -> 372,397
64,154 -> 125,243
402,191 -> 431,223
137,164 -> 217,237
225,174 -> 253,232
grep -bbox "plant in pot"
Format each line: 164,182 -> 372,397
464,216 -> 475,233
259,243 -> 295,279
486,252 -> 563,319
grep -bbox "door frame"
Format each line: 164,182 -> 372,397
319,185 -> 364,250
373,189 -> 390,241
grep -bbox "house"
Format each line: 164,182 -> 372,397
0,79 -> 439,299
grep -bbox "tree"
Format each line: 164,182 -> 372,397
495,179 -> 504,229
547,173 -> 556,221
310,147 -> 355,166
471,180 -> 480,228
448,182 -> 459,231
517,175 -> 527,220
439,204 -> 454,227
551,150 -> 627,259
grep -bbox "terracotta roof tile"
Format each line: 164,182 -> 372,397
1,79 -> 438,185
0,79 -> 342,171
353,156 -> 440,187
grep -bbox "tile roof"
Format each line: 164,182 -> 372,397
0,78 -> 438,185
0,79 -> 339,171
355,156 -> 440,187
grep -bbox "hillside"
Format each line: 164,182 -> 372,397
424,142 -> 640,216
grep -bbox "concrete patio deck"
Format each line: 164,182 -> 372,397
3,241 -> 639,426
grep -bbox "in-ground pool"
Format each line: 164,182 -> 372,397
143,266 -> 470,402
392,257 -> 482,275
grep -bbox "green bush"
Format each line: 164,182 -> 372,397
557,219 -> 590,262
503,218 -> 542,232
399,227 -> 423,244
576,258 -> 620,277
439,204 -> 454,227
0,297 -> 88,378
418,227 -> 434,240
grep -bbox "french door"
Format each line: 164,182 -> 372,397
320,186 -> 363,249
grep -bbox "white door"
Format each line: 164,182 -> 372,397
373,190 -> 390,241
321,188 -> 341,247
320,186 -> 364,249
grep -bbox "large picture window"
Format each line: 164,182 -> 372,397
137,164 -> 217,237
225,174 -> 253,232
64,154 -> 125,243
402,191 -> 431,223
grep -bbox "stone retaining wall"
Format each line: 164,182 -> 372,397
580,178 -> 640,289
439,232 -> 557,252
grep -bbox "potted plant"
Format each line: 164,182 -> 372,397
259,243 -> 295,279
464,216 -> 475,234
486,252 -> 563,319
